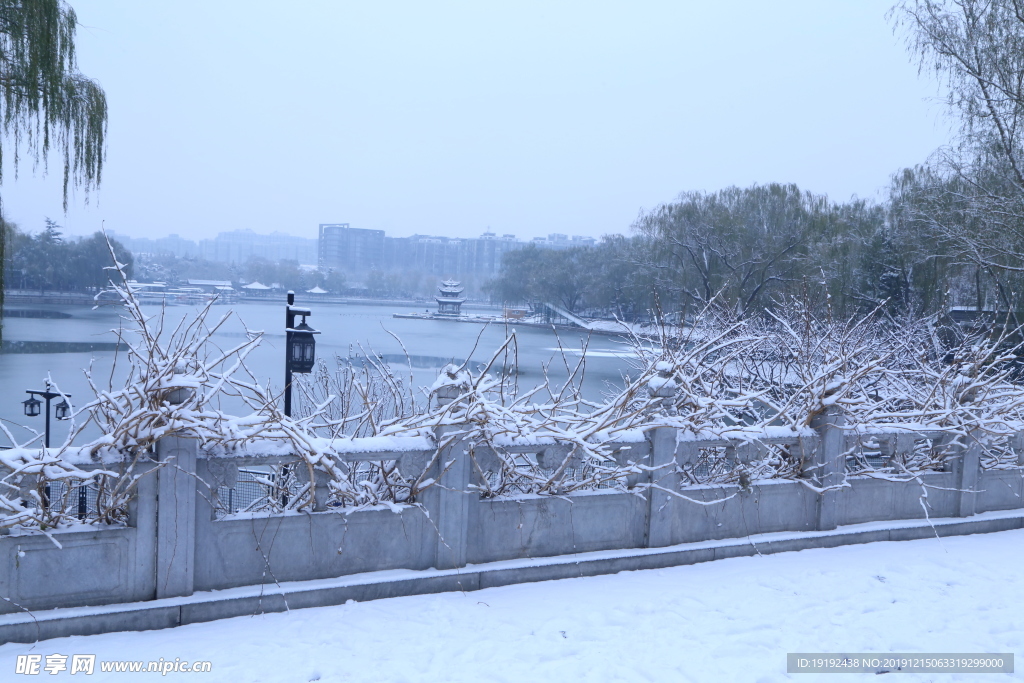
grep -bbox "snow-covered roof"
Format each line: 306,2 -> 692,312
242,281 -> 271,290
306,286 -> 328,294
438,279 -> 464,294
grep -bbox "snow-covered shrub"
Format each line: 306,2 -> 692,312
3,237 -> 1024,533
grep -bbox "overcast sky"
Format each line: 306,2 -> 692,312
1,0 -> 950,242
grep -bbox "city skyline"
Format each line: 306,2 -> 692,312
0,1 -> 948,243
106,224 -> 598,266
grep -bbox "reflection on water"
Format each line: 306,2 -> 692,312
1,341 -> 124,354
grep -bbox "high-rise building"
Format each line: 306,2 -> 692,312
318,224 -> 385,271
318,224 -> 597,291
199,229 -> 317,265
526,234 -> 596,250
379,232 -> 523,279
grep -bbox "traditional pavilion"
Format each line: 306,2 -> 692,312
306,285 -> 328,298
241,281 -> 272,298
435,279 -> 465,316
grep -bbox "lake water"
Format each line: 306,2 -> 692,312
0,300 -> 638,446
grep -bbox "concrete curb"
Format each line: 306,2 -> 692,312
2,509 -> 1022,645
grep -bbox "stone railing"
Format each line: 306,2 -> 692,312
1,407 -> 1023,643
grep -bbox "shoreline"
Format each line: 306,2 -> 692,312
392,311 -> 632,338
0,294 -> 650,340
1,292 -> 502,311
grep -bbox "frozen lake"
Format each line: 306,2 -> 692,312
0,299 -> 637,446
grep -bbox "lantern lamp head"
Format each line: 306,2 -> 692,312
55,400 -> 71,420
288,317 -> 319,374
22,396 -> 41,417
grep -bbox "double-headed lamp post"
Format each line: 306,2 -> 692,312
22,381 -> 72,513
284,291 -> 319,417
22,381 -> 71,449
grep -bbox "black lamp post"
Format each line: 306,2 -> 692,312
23,382 -> 72,513
284,291 -> 319,417
23,382 -> 71,449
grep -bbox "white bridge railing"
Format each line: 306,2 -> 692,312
1,409 -> 1022,636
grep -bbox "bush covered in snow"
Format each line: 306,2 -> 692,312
2,242 -> 1024,533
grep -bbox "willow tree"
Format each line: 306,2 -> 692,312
0,0 -> 107,332
892,0 -> 1024,317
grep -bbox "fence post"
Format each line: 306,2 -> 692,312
417,423 -> 473,571
126,458 -> 159,598
1012,430 -> 1024,467
155,435 -> 197,599
312,469 -> 332,512
422,373 -> 472,571
809,403 -> 845,531
646,427 -> 679,548
953,430 -> 981,517
645,365 -> 679,547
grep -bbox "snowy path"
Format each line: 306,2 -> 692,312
1,530 -> 1022,682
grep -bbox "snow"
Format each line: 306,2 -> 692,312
429,364 -> 472,392
326,435 -> 433,454
0,446 -> 119,470
490,427 -> 646,448
646,374 -> 677,391
673,425 -> 814,442
207,434 -> 434,457
605,427 -> 647,443
491,433 -> 558,447
2,530 -> 1022,681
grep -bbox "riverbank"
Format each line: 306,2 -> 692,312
4,291 -> 99,306
294,296 -> 500,311
3,290 -> 502,310
392,311 -> 636,338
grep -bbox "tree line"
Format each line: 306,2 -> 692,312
4,220 -> 133,294
133,252 -> 348,294
4,226 -> 423,298
485,183 -> 942,321
488,0 -> 1024,323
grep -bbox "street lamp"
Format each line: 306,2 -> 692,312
23,382 -> 71,449
284,291 -> 319,417
22,396 -> 41,417
23,382 -> 73,514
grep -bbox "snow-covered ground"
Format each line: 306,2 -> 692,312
2,530 -> 1022,682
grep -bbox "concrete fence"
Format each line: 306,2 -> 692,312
2,407 -> 1024,643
